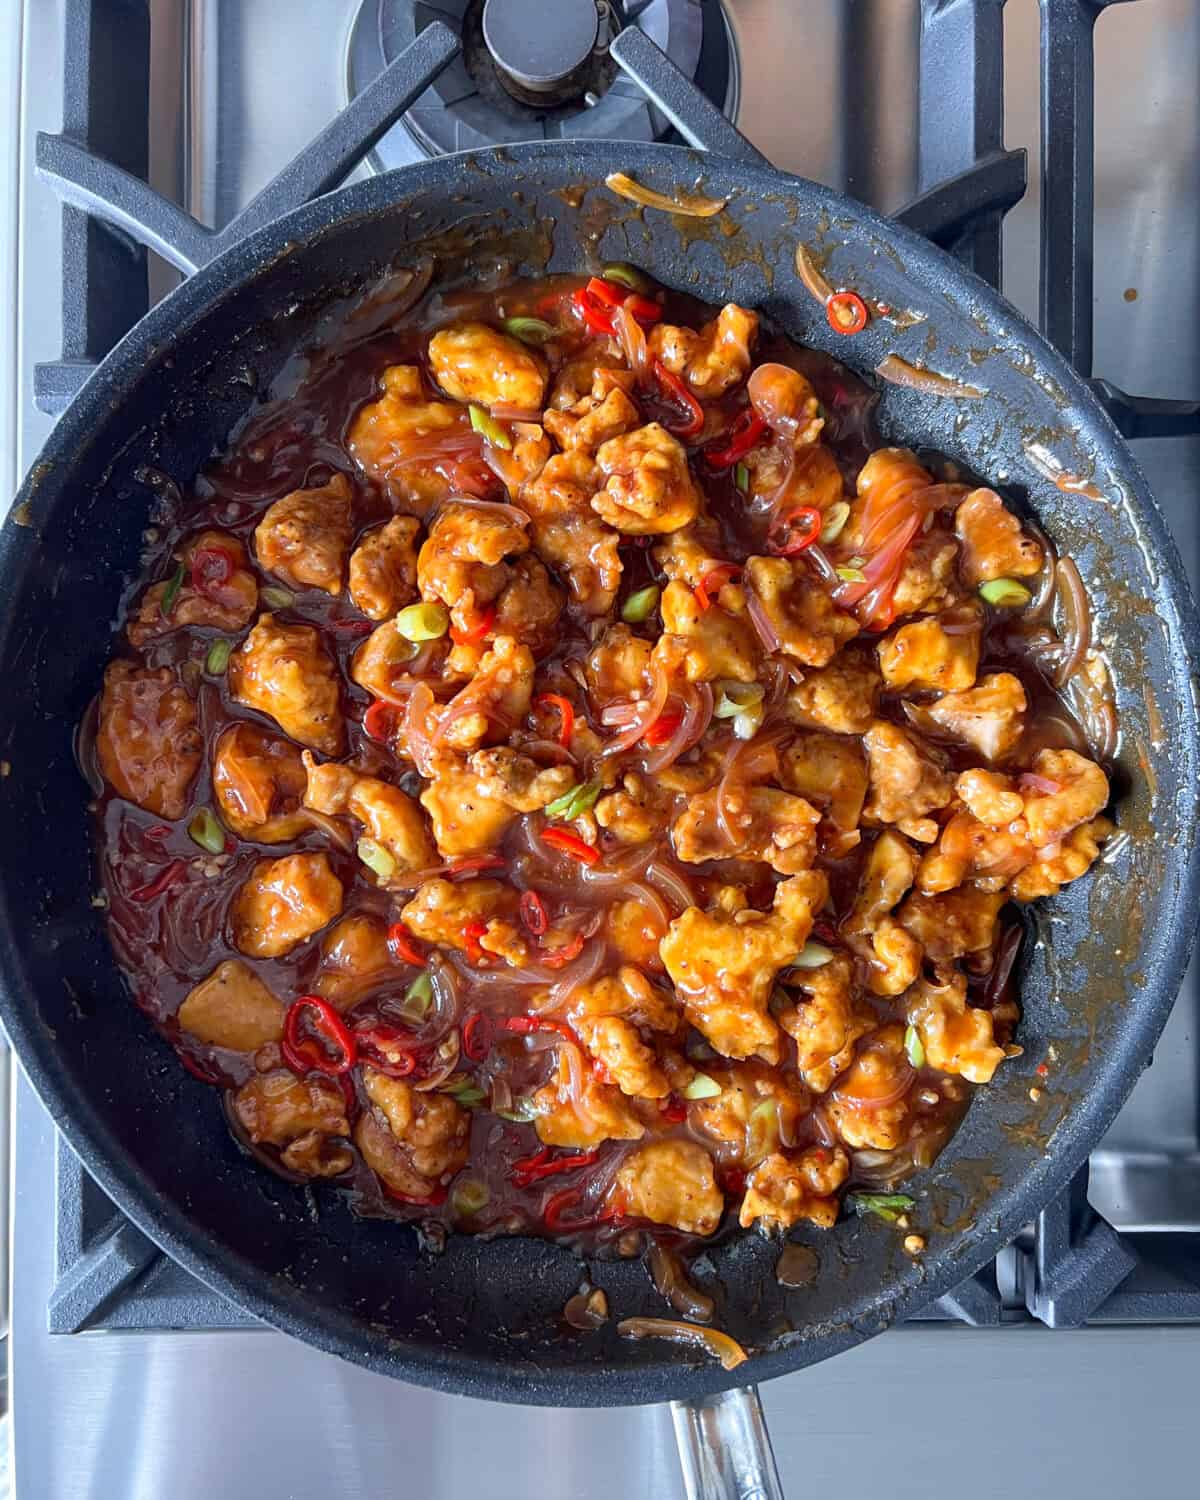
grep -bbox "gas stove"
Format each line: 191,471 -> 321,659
7,1 -> 1200,1496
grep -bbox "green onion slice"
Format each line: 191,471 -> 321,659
403,971 -> 434,1018
732,701 -> 765,741
501,316 -> 556,345
683,1072 -> 722,1101
443,1077 -> 487,1109
846,1192 -> 915,1224
259,585 -> 295,610
734,461 -> 750,494
792,941 -> 834,970
979,577 -> 1033,607
187,807 -> 225,854
621,584 -> 661,624
904,1023 -> 926,1069
160,562 -> 186,618
819,500 -> 851,544
450,1176 -> 491,1216
835,565 -> 866,583
713,682 -> 765,719
600,262 -> 650,292
469,404 -> 512,450
544,779 -> 602,821
204,638 -> 233,675
395,601 -> 449,641
357,837 -> 397,881
495,1095 -> 539,1123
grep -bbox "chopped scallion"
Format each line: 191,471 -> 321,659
501,316 -> 556,345
600,262 -> 650,292
792,941 -> 834,969
979,577 -> 1033,607
357,837 -> 397,881
905,1023 -> 926,1069
160,562 -> 186,618
496,1095 -> 539,1123
450,1177 -> 491,1216
621,584 -> 661,624
259,585 -> 295,610
846,1192 -> 915,1224
544,779 -> 602,821
683,1072 -> 722,1101
469,403 -> 512,450
204,638 -> 233,675
835,565 -> 866,583
443,1076 -> 487,1109
187,807 -> 225,854
819,500 -> 851,544
732,700 -> 765,740
395,601 -> 449,641
713,682 -> 765,720
403,970 -> 434,1017
734,461 -> 750,494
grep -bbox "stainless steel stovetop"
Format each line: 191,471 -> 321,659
7,2 -> 1200,1496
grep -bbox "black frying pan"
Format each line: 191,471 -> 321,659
2,22 -> 1198,1496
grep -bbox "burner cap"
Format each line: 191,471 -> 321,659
347,0 -> 731,168
482,0 -> 598,94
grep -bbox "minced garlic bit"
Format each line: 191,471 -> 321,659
904,1234 -> 926,1255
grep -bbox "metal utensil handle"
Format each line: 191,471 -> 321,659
671,1387 -> 786,1500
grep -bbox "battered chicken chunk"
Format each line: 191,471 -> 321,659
672,784 -> 820,874
647,303 -> 758,400
520,450 -> 622,615
924,672 -> 1027,762
898,885 -> 1005,962
740,1146 -> 850,1231
127,530 -> 258,646
229,614 -> 344,754
608,1140 -> 724,1234
177,959 -> 284,1051
744,437 -> 843,512
254,472 -> 353,596
355,1068 -> 470,1198
878,610 -> 981,692
1019,748 -> 1109,847
419,750 -> 573,857
907,972 -> 1005,1084
351,618 -> 425,705
742,363 -> 825,446
492,554 -> 564,654
347,514 -> 421,620
417,499 -> 530,636
657,578 -> 759,683
432,636 -> 536,752
211,723 -> 309,843
559,967 -> 679,1099
845,831 -> 923,996
96,661 -> 202,819
660,871 -> 828,1063
825,1025 -> 913,1151
783,648 -> 881,736
234,1070 -> 351,1178
427,321 -> 547,412
955,487 -> 1044,585
347,364 -> 464,510
779,732 -> 868,835
595,770 -> 676,846
861,721 -> 954,826
744,556 -> 860,667
543,367 -> 640,453
533,1049 -> 645,1150
689,1063 -> 808,1168
592,423 -> 702,535
302,754 -> 435,878
312,913 -> 394,1009
1011,816 -> 1112,900
778,955 -> 874,1094
652,521 -> 725,588
230,852 -> 344,959
399,877 -> 527,967
890,530 -> 962,618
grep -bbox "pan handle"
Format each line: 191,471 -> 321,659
608,29 -> 770,170
35,23 -> 461,277
671,1386 -> 786,1500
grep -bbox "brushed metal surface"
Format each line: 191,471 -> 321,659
8,0 -> 1200,1495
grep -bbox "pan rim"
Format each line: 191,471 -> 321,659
4,138 -> 1200,1405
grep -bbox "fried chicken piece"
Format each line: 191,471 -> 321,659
418,750 -> 572,858
744,556 -> 860,667
96,661 -> 202,819
861,720 -> 954,826
689,1062 -> 809,1168
127,530 -> 258,646
777,955 -> 874,1094
924,672 -> 1027,762
211,723 -> 309,843
312,913 -> 394,1009
254,473 -> 353,596
230,852 -> 344,959
234,1070 -> 351,1178
417,499 -> 529,637
878,611 -> 981,693
177,960 -> 284,1051
825,1025 -> 913,1151
647,304 -> 758,399
399,877 -> 527,967
898,885 -> 1006,962
229,614 -> 344,755
356,1068 -> 470,1198
608,1140 -> 724,1235
592,423 -> 702,536
347,365 -> 465,511
427,321 -> 546,412
532,1050 -> 645,1150
778,732 -> 869,834
955,487 -> 1044,585
907,972 -> 1005,1084
783,647 -> 881,735
302,753 -> 434,878
740,1146 -> 850,1231
347,514 -> 421,620
672,784 -> 820,874
543,367 -> 640,453
520,450 -> 622,615
657,578 -> 759,683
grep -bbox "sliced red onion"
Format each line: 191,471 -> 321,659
643,682 -> 713,772
601,661 -> 670,757
613,302 -> 650,382
644,860 -> 696,916
400,683 -> 439,776
746,591 -> 782,654
437,494 -> 531,528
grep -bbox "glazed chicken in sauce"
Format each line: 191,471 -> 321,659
88,262 -> 1114,1276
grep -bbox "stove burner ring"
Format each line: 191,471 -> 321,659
482,0 -> 601,107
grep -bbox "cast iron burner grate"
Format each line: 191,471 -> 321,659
31,0 -> 1200,1334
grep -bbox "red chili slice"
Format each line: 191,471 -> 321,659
534,692 -> 575,748
129,860 -> 187,903
445,854 -> 507,878
282,995 -> 358,1077
642,708 -> 683,748
541,827 -> 600,866
703,409 -> 767,469
449,604 -> 496,647
586,276 -> 625,309
386,923 -> 426,967
540,931 -> 585,968
354,1025 -> 418,1078
363,698 -> 398,742
652,360 -> 705,439
542,1186 -> 616,1234
572,286 -> 616,337
384,1181 -> 449,1208
585,277 -> 661,325
504,1016 -> 577,1043
826,290 -> 869,335
144,824 -> 171,841
694,563 -> 742,612
461,1011 -> 490,1061
766,505 -> 823,556
511,1146 -> 601,1188
519,890 -> 549,937
189,546 -> 236,598
660,1096 -> 688,1124
463,918 -> 490,965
